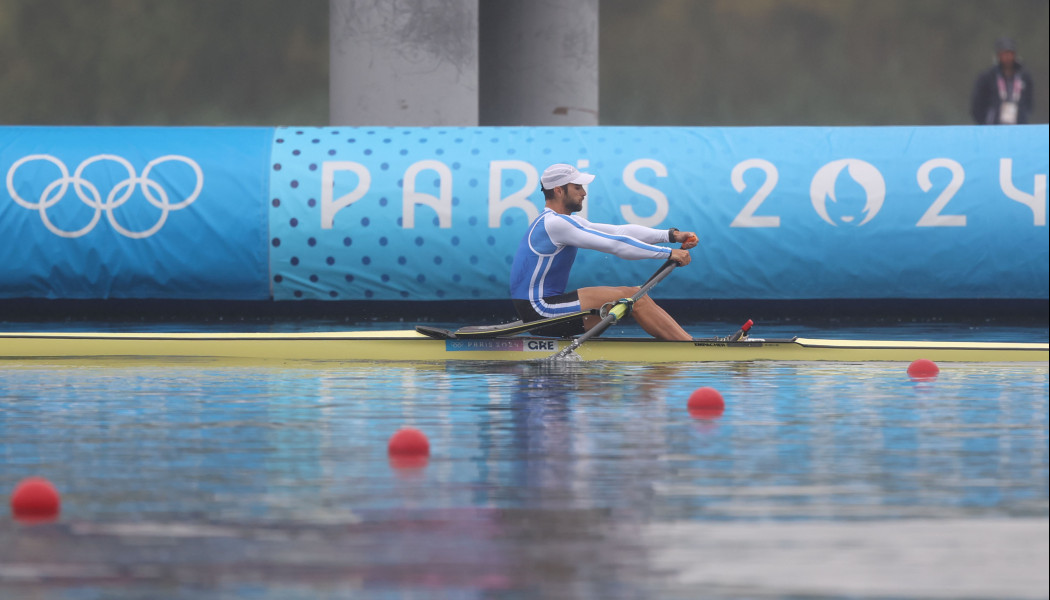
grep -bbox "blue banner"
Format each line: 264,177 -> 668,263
268,125 -> 1049,301
1,127 -> 271,299
3,125 -> 1046,303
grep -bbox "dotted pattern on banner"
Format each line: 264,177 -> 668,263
267,127 -> 701,301
270,128 -> 523,301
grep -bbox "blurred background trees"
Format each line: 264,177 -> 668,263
1,0 -> 1046,126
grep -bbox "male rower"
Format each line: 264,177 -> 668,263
509,163 -> 698,340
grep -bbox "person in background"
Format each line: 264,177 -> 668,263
970,37 -> 1034,125
509,163 -> 698,341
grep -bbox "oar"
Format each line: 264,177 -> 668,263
416,309 -> 600,340
453,309 -> 597,338
548,259 -> 678,360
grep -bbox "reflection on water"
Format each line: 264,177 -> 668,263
1,354 -> 1048,599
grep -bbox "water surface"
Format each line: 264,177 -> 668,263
1,322 -> 1048,599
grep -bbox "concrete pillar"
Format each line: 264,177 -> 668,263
329,0 -> 479,126
479,0 -> 599,125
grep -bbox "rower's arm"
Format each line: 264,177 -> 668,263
585,221 -> 669,245
546,214 -> 671,260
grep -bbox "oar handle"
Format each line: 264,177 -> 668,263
550,259 -> 678,360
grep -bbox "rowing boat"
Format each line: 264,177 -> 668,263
6,259 -> 1041,364
1,330 -> 1046,363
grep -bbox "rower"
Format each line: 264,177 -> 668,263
509,163 -> 698,340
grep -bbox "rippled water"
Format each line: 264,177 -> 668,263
1,322 -> 1048,599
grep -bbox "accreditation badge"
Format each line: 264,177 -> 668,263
999,101 -> 1019,124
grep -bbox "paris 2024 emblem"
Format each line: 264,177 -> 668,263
809,159 -> 885,226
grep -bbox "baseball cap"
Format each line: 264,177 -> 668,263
541,164 -> 595,189
995,37 -> 1018,53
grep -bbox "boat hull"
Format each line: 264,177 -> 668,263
1,331 -> 1047,363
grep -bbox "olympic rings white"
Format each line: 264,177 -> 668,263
6,154 -> 204,239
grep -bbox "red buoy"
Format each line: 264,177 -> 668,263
388,427 -> 430,456
388,427 -> 430,470
10,477 -> 61,523
907,359 -> 940,379
687,387 -> 726,419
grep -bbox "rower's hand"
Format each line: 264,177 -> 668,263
669,248 -> 691,266
673,230 -> 699,250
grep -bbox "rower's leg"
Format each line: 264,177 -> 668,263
578,286 -> 691,341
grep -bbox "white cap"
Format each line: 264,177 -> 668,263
540,163 -> 595,190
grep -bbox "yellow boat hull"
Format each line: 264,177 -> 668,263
1,331 -> 1047,363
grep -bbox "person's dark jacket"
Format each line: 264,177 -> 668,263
970,62 -> 1034,124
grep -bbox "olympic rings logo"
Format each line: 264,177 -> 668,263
6,154 -> 203,239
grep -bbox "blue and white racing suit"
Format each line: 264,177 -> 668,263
509,208 -> 672,319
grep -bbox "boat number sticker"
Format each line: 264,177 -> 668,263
446,339 -> 557,352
